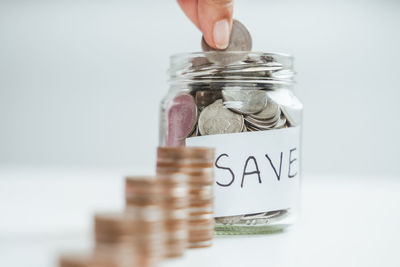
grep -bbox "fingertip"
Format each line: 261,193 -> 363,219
202,18 -> 232,50
213,19 -> 230,49
198,0 -> 233,50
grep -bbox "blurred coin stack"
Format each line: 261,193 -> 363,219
185,148 -> 214,248
124,177 -> 164,266
157,147 -> 215,250
156,147 -> 189,258
59,147 -> 215,266
94,213 -> 138,266
59,213 -> 140,267
59,252 -> 119,267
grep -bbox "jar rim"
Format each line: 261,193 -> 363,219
168,51 -> 295,90
170,51 -> 293,62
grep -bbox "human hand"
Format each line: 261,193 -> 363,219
177,0 -> 233,50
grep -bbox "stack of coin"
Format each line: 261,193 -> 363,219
124,176 -> 164,266
185,148 -> 214,248
240,96 -> 291,131
157,147 -> 215,250
125,176 -> 161,208
156,148 -> 189,257
94,211 -> 163,267
59,252 -> 119,267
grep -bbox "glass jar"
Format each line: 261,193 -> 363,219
159,52 -> 302,235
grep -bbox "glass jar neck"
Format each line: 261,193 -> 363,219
168,52 -> 295,92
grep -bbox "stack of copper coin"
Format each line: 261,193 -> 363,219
94,211 -> 163,267
184,148 -> 215,248
156,149 -> 189,258
59,147 -> 215,267
94,213 -> 138,267
124,176 -> 164,266
125,176 -> 161,207
157,147 -> 215,250
59,252 -> 119,267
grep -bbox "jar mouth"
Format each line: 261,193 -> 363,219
169,51 -> 295,90
170,51 -> 293,62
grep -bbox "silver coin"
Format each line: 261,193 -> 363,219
263,209 -> 287,219
246,125 -> 257,132
222,90 -> 267,115
190,56 -> 212,70
245,119 -> 277,131
215,209 -> 289,226
241,122 -> 247,132
245,111 -> 280,126
250,100 -> 279,120
201,19 -> 252,65
273,116 -> 287,129
215,216 -> 242,225
241,210 -> 288,225
198,99 -> 244,135
244,110 -> 281,130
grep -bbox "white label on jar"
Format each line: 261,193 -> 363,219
186,126 -> 300,217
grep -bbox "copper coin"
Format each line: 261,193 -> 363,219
164,240 -> 187,258
59,252 -> 119,267
157,172 -> 187,184
188,232 -> 214,242
189,198 -> 213,207
156,161 -> 214,169
125,196 -> 160,206
188,240 -> 212,249
157,147 -> 214,161
160,185 -> 188,198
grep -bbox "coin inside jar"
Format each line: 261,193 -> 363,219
198,99 -> 244,136
195,90 -> 222,111
249,99 -> 279,120
222,89 -> 267,115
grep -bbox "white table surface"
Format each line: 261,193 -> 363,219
0,167 -> 399,267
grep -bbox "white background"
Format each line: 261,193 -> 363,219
1,0 -> 399,175
1,1 -> 400,266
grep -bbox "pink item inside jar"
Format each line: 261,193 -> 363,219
166,94 -> 197,146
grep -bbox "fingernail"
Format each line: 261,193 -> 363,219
213,19 -> 230,49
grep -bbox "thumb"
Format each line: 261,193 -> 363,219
198,0 -> 234,50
